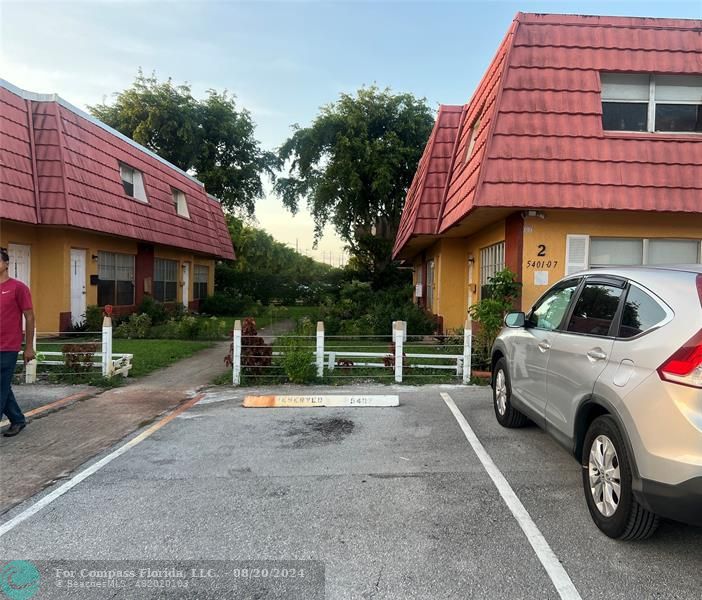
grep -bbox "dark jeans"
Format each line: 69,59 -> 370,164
0,351 -> 26,426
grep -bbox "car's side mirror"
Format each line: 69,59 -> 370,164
504,312 -> 525,328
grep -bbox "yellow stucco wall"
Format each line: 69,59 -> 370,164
412,220 -> 506,331
413,209 -> 702,330
434,238 -> 467,330
0,221 -> 216,332
520,210 -> 702,310
0,222 -> 68,333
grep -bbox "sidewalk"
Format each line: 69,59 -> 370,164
0,342 -> 229,515
0,319 -> 296,515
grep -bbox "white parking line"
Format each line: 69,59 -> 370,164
441,392 -> 582,600
0,393 -> 204,540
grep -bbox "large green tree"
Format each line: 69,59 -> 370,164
90,71 -> 277,215
216,216 -> 334,305
275,86 -> 434,280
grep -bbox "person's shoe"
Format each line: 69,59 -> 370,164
2,423 -> 26,437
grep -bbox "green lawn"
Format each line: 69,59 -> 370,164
35,338 -> 212,383
112,339 -> 212,378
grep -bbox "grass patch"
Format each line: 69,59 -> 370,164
112,339 -> 212,378
212,372 -> 231,386
211,305 -> 317,333
32,338 -> 212,384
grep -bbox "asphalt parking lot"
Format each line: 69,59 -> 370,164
1,385 -> 700,599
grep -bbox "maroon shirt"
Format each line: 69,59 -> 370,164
0,278 -> 33,352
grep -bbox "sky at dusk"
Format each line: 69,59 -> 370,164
2,0 -> 701,263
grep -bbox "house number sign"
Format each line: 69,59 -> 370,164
526,245 -> 558,269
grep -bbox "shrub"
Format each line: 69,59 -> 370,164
201,292 -> 250,316
62,342 -> 99,375
317,282 -> 436,337
177,315 -> 201,339
296,316 -> 315,336
114,313 -> 152,339
196,316 -> 230,340
85,305 -> 104,332
468,268 -> 521,361
167,303 -> 187,320
138,296 -> 168,325
277,336 -> 316,384
224,317 -> 272,374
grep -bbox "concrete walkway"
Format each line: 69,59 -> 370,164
0,318 -> 295,515
0,350 -> 221,515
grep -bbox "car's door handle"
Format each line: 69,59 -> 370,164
587,349 -> 607,361
538,341 -> 551,352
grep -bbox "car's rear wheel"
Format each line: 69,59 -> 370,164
582,415 -> 659,540
492,358 -> 528,428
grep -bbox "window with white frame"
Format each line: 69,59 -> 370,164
426,260 -> 435,310
98,251 -> 135,306
589,237 -> 701,268
480,241 -> 505,298
172,188 -> 190,218
193,265 -> 209,300
119,163 -> 148,202
601,73 -> 702,133
154,258 -> 178,303
414,264 -> 423,301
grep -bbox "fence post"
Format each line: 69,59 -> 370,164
462,319 -> 472,385
394,321 -> 404,383
25,329 -> 37,384
232,319 -> 242,386
101,315 -> 113,378
316,321 -> 325,378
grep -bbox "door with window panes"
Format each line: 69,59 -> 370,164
98,252 -> 135,306
480,242 -> 505,299
193,265 -> 209,301
154,259 -> 178,303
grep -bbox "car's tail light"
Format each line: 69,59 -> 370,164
658,329 -> 702,388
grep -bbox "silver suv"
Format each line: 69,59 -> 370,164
491,266 -> 702,539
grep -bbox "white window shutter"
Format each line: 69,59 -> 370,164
565,235 -> 590,275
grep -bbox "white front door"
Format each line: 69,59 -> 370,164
8,243 -> 31,287
182,262 -> 190,308
70,249 -> 87,326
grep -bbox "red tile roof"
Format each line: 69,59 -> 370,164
392,105 -> 463,257
394,12 -> 702,258
1,81 -> 235,260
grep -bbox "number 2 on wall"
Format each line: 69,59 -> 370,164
537,244 -> 546,257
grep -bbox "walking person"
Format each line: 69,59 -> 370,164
0,247 -> 34,437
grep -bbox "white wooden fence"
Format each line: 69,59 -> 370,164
232,319 -> 472,386
19,316 -> 133,383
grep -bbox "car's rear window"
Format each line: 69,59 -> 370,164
618,285 -> 667,338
